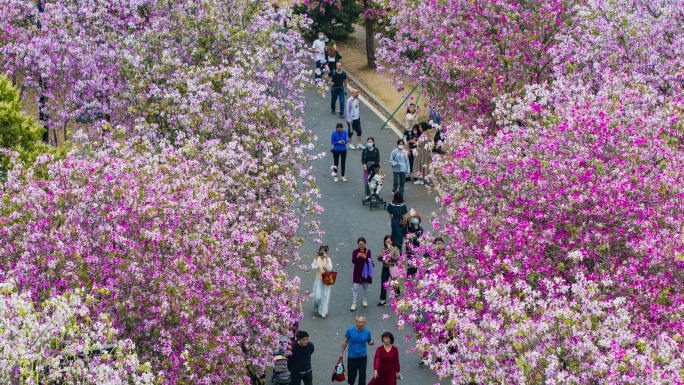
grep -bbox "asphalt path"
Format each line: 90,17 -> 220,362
290,89 -> 448,385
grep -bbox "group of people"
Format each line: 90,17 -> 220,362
287,317 -> 401,385
286,32 -> 450,385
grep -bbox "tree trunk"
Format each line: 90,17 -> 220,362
362,0 -> 376,68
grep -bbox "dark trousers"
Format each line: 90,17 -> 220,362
291,370 -> 313,385
408,153 -> 415,174
331,87 -> 345,117
332,150 -> 347,176
347,356 -> 367,385
379,266 -> 400,301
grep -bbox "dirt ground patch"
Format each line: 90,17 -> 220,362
336,25 -> 429,128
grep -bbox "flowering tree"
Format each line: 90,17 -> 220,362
375,0 -> 580,127
0,127 -> 321,383
0,279 -> 156,384
1,2 -> 323,384
394,77 -> 684,383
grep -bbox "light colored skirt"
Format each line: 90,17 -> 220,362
413,145 -> 432,179
312,278 -> 332,317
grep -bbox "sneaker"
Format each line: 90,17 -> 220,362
364,195 -> 370,200
342,176 -> 347,182
348,143 -> 355,150
391,190 -> 396,194
414,179 -> 424,185
331,109 -> 336,115
334,177 -> 339,182
356,145 -> 363,150
362,300 -> 368,307
321,314 -> 327,319
350,304 -> 357,311
377,301 -> 387,306
340,115 -> 345,119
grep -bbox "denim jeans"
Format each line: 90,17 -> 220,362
331,87 -> 345,117
393,172 -> 406,195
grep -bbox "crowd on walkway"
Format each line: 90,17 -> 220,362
275,32 -> 449,385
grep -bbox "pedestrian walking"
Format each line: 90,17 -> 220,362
288,330 -> 315,385
339,315 -> 375,385
387,192 -> 408,251
351,237 -> 373,311
331,122 -> 349,182
326,62 -> 348,118
346,88 -> 363,149
311,31 -> 327,79
311,245 -> 332,319
361,137 -> 380,196
388,139 -> 410,196
377,235 -> 400,306
370,332 -> 402,385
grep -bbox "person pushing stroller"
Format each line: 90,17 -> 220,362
361,137 -> 380,196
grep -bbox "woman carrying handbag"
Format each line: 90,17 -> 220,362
311,245 -> 333,319
377,235 -> 400,306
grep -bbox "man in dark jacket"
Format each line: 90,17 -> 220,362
288,330 -> 315,385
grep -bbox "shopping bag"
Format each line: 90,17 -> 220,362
389,265 -> 401,279
331,358 -> 346,382
322,271 -> 337,286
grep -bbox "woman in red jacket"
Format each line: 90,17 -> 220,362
371,331 -> 402,385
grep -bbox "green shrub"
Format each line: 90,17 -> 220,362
0,75 -> 59,179
293,0 -> 363,41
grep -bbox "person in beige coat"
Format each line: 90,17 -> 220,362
311,245 -> 333,319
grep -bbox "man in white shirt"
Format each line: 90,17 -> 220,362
311,31 -> 327,79
346,89 -> 362,149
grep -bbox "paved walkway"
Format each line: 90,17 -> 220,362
292,89 -> 448,384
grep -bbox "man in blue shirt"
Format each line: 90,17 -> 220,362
339,315 -> 374,385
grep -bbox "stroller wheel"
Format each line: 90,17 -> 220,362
362,198 -> 365,205
369,205 -> 373,211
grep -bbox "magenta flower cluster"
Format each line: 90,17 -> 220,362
378,0 -> 684,383
1,1 -> 324,383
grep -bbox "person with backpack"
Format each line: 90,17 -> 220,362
326,62 -> 348,118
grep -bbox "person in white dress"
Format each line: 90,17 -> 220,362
405,103 -> 418,130
311,245 -> 333,319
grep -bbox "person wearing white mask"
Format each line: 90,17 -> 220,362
361,137 -> 380,196
389,139 -> 411,195
311,31 -> 327,78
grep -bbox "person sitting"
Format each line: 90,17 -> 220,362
366,165 -> 385,200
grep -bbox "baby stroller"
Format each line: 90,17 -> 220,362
361,161 -> 387,211
272,336 -> 292,385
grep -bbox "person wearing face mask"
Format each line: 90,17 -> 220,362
311,31 -> 327,79
331,122 -> 349,182
361,137 -> 379,196
389,139 -> 410,196
405,213 -> 424,277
